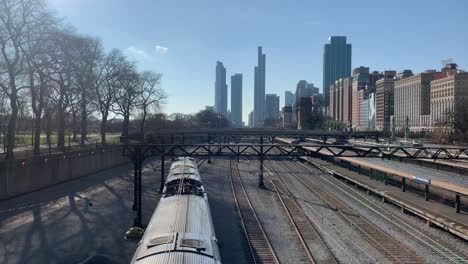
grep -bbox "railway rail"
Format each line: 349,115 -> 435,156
295,159 -> 468,264
278,160 -> 424,263
263,160 -> 338,264
229,159 -> 279,264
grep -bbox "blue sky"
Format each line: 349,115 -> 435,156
49,0 -> 468,123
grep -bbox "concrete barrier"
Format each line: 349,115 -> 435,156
0,146 -> 129,200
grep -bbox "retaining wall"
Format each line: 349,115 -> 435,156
0,146 -> 128,200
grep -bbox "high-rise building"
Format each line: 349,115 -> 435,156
394,70 -> 436,131
265,94 -> 280,120
214,61 -> 227,116
248,111 -> 254,127
285,91 -> 295,107
351,67 -> 370,130
231,74 -> 243,127
431,63 -> 468,129
323,36 -> 352,113
375,70 -> 396,132
282,106 -> 293,128
254,46 -> 266,127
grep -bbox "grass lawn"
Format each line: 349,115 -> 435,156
0,132 -> 121,150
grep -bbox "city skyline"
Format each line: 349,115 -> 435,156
49,0 -> 468,122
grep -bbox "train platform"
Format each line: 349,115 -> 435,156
303,157 -> 468,240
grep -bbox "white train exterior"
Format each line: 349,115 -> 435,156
131,157 -> 221,264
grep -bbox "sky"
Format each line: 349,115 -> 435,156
49,0 -> 468,123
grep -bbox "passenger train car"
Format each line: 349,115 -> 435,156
131,157 -> 221,264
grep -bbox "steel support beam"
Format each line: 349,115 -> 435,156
455,194 -> 461,213
259,136 -> 264,188
425,184 -> 430,201
402,177 -> 406,192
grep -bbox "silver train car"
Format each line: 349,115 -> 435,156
131,157 -> 221,264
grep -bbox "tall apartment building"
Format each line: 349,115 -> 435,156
394,70 -> 436,131
214,61 -> 227,116
431,64 -> 468,128
248,111 -> 254,127
230,74 -> 243,127
342,77 -> 353,127
254,46 -> 266,127
375,70 -> 396,132
323,36 -> 352,113
265,94 -> 280,120
351,67 -> 369,130
282,106 -> 293,128
285,91 -> 295,107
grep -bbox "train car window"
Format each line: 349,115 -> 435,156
147,235 -> 174,248
180,239 -> 206,252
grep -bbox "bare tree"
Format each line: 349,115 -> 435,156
138,71 -> 164,136
95,49 -> 125,144
71,36 -> 101,145
113,62 -> 140,138
0,0 -> 48,159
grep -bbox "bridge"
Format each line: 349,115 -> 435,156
121,129 -> 468,227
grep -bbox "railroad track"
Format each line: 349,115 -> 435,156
278,160 -> 424,264
229,159 -> 279,264
264,159 -> 338,264
296,159 -> 468,264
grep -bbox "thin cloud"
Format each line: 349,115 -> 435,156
125,46 -> 148,59
155,45 -> 168,54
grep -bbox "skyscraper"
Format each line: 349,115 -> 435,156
214,61 -> 227,116
285,91 -> 295,107
265,94 -> 280,120
254,46 -> 266,127
323,36 -> 352,113
231,74 -> 243,127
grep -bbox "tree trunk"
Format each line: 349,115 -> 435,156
80,90 -> 87,145
33,115 -> 41,155
5,76 -> 18,160
57,105 -> 65,148
100,113 -> 107,144
140,108 -> 147,138
72,111 -> 77,142
121,114 -> 129,138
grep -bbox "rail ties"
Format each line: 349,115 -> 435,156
265,160 -> 338,264
229,160 -> 279,264
280,160 -> 425,264
297,159 -> 468,264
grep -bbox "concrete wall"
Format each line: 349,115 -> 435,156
0,146 -> 129,200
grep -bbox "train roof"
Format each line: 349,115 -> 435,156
166,167 -> 201,183
170,157 -> 197,170
133,195 -> 219,263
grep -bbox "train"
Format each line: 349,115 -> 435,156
131,157 -> 221,264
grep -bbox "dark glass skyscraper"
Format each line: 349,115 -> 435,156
323,36 -> 352,112
214,61 -> 227,116
254,46 -> 266,127
231,74 -> 243,127
265,94 -> 280,120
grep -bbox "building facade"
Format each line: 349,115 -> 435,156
285,91 -> 295,107
375,70 -> 396,132
282,106 -> 293,128
214,61 -> 227,116
230,74 -> 243,127
323,36 -> 352,113
248,111 -> 254,127
265,94 -> 280,120
351,67 -> 369,130
430,64 -> 468,129
254,46 -> 266,127
394,70 -> 435,132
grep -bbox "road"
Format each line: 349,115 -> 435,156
0,160 -> 161,264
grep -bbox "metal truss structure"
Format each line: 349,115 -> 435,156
123,138 -> 468,227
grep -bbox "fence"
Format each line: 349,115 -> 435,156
0,145 -> 128,200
